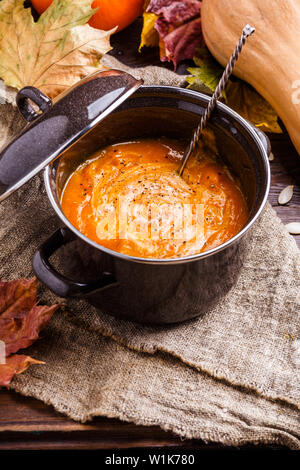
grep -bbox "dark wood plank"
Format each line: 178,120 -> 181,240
268,132 -> 300,247
0,390 -> 224,450
0,390 -> 285,450
0,16 -> 299,450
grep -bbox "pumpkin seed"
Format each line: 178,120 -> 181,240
285,222 -> 300,235
278,185 -> 294,205
269,152 -> 274,161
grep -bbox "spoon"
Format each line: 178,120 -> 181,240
178,24 -> 255,177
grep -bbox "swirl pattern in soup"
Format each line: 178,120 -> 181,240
61,138 -> 248,259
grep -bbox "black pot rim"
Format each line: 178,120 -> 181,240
44,85 -> 270,265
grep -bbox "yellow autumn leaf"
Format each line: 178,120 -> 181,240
226,81 -> 282,134
0,0 -> 115,98
139,12 -> 159,52
188,50 -> 282,134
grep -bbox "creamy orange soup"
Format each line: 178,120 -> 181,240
61,138 -> 248,259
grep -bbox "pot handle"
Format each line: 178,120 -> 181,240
33,227 -> 116,298
16,86 -> 52,122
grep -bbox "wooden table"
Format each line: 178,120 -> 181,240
0,19 -> 299,450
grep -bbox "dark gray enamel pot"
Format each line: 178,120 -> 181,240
33,86 -> 270,325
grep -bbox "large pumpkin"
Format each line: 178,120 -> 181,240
201,0 -> 300,155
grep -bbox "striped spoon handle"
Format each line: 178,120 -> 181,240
178,24 -> 255,176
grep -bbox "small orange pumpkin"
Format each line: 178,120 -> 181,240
31,0 -> 144,33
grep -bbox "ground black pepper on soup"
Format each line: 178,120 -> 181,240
61,137 -> 248,259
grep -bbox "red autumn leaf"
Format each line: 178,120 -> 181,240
0,278 -> 37,315
0,277 -> 60,387
0,278 -> 59,356
146,0 -> 203,69
148,0 -> 200,22
0,354 -> 44,388
161,17 -> 203,69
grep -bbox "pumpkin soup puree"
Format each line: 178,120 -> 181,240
61,138 -> 248,259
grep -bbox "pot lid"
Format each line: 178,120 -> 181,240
0,70 -> 143,203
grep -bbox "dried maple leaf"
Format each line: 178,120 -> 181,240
0,278 -> 59,356
0,354 -> 43,388
0,0 -> 115,98
226,81 -> 282,134
0,277 -> 60,387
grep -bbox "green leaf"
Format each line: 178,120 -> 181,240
187,47 -> 282,134
187,48 -> 226,98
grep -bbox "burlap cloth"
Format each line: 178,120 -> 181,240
0,57 -> 299,449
